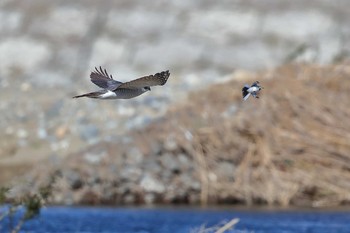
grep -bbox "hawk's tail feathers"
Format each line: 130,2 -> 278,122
72,91 -> 104,99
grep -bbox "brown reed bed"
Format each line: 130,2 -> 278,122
134,63 -> 350,207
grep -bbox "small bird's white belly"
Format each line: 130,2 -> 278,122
100,90 -> 118,99
248,86 -> 259,93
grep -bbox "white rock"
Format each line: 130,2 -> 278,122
262,11 -> 334,41
164,137 -> 178,151
140,174 -> 165,193
318,36 -> 342,64
187,10 -> 259,42
89,37 -> 125,68
84,151 -> 107,165
144,193 -> 156,204
30,7 -> 91,41
107,10 -> 176,38
32,71 -> 71,87
0,11 -> 22,33
0,38 -> 51,77
212,42 -> 276,70
37,127 -> 47,139
16,129 -> 28,138
117,105 -> 136,116
126,148 -> 144,164
134,39 -> 202,70
20,82 -> 31,92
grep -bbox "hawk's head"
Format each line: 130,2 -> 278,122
143,86 -> 151,91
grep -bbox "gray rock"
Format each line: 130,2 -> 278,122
191,181 -> 201,191
89,37 -> 125,66
150,142 -> 162,155
79,124 -> 100,143
106,10 -> 176,39
0,38 -> 51,77
16,128 -> 28,139
133,38 -> 203,71
125,148 -> 144,165
29,7 -> 92,41
164,138 -> 178,151
211,42 -> 277,70
46,100 -> 64,119
144,193 -> 156,204
161,169 -> 174,182
116,104 -> 136,117
143,96 -> 169,111
33,70 -> 72,88
262,11 -> 335,42
0,10 -> 22,34
143,159 -> 162,174
188,193 -> 200,204
84,151 -> 107,165
125,115 -> 152,130
214,162 -> 236,181
140,174 -> 165,193
222,104 -> 238,118
120,166 -> 142,182
187,10 -> 259,40
124,194 -> 135,204
64,170 -> 83,190
178,153 -> 193,170
37,113 -> 48,139
179,173 -> 195,189
54,192 -> 74,206
159,153 -> 180,173
318,36 -> 343,64
50,140 -> 69,151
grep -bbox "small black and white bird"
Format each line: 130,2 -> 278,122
73,67 -> 170,100
242,81 -> 263,101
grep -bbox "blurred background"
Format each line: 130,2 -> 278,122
0,0 -> 350,209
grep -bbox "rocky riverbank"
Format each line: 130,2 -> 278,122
1,0 -> 350,207
9,63 -> 350,207
1,1 -> 350,184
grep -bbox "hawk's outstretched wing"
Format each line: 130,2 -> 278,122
117,70 -> 170,90
90,66 -> 122,91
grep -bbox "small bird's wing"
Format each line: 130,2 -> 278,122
242,85 -> 250,100
243,92 -> 251,101
90,67 -> 122,90
251,81 -> 260,87
117,70 -> 170,90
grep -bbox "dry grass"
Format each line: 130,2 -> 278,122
134,63 -> 350,207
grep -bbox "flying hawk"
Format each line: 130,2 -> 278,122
242,81 -> 263,101
73,67 -> 170,99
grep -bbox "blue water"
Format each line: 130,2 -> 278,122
1,206 -> 350,233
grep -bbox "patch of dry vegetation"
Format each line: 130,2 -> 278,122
133,63 -> 350,207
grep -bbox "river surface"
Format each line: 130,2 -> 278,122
1,206 -> 349,233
